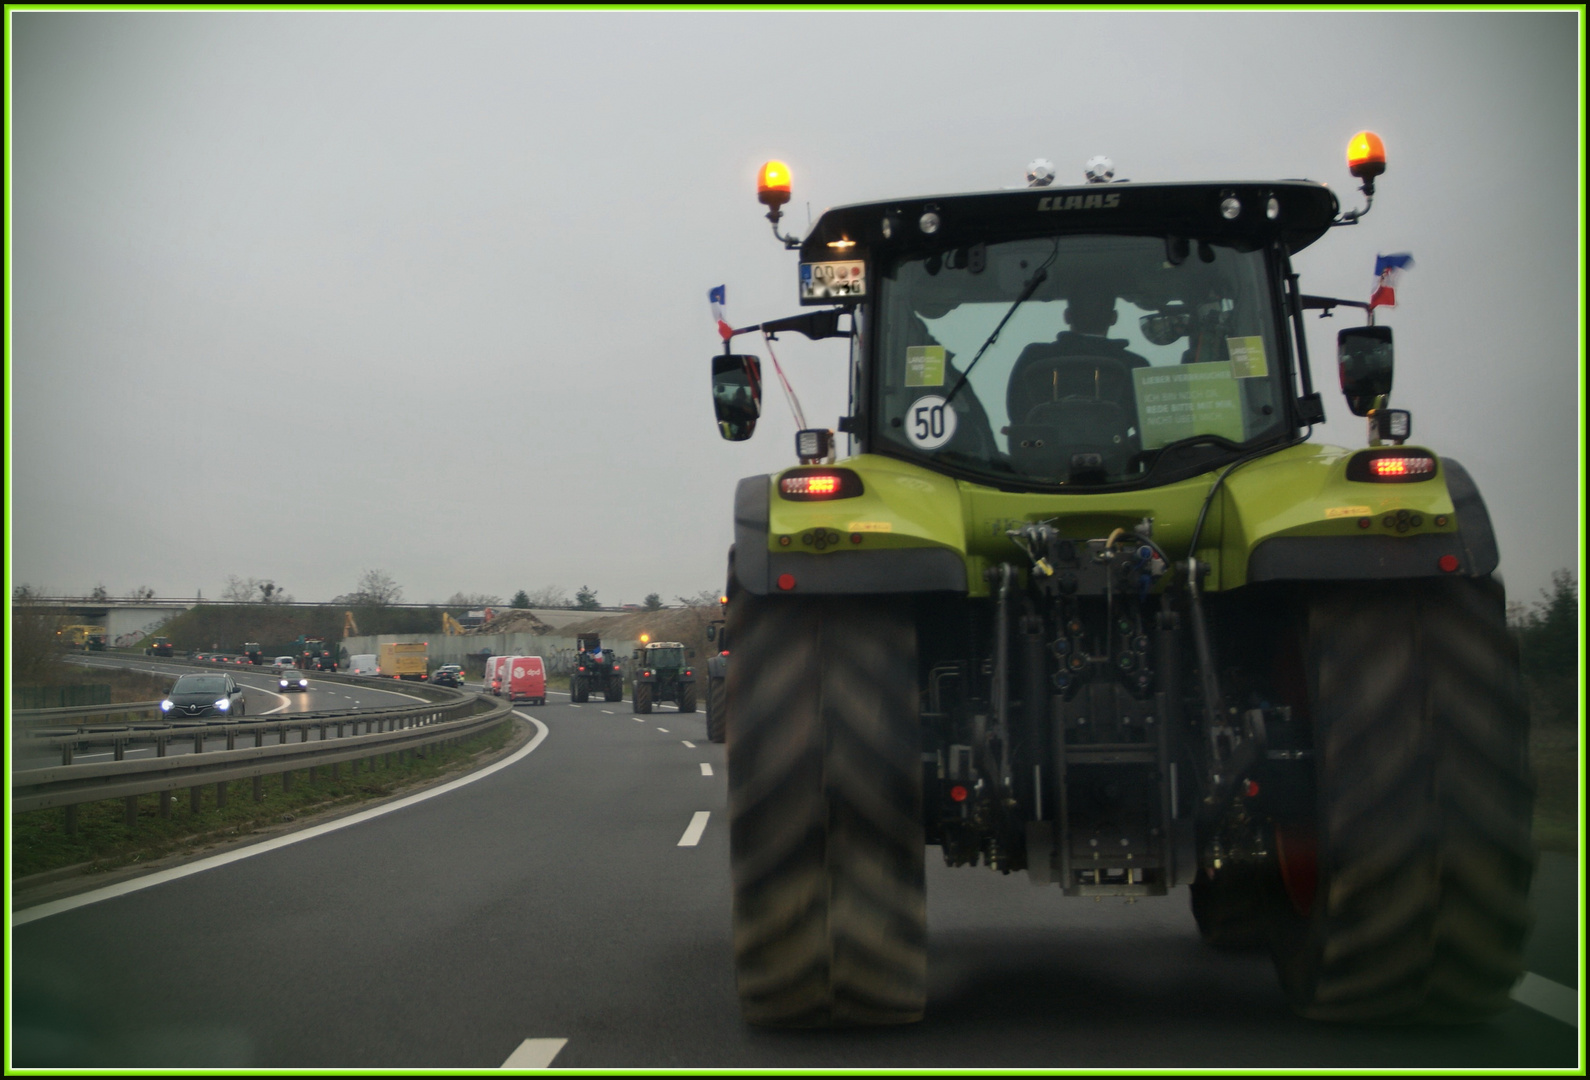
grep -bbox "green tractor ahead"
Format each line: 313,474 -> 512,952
712,135 -> 1532,1028
631,638 -> 697,714
570,633 -> 623,703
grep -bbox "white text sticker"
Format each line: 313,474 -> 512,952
1227,336 -> 1268,378
905,346 -> 945,387
905,395 -> 958,450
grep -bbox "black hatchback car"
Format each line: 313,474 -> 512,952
161,673 -> 246,719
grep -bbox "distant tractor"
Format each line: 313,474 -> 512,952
570,633 -> 623,703
148,636 -> 174,657
243,641 -> 264,665
704,612 -> 730,743
632,640 -> 697,714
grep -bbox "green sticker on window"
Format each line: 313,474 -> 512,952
1133,362 -> 1246,449
1227,336 -> 1268,378
904,346 -> 945,387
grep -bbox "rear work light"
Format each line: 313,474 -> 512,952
778,468 -> 864,501
1346,449 -> 1438,483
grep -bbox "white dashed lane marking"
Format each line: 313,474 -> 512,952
677,811 -> 710,847
681,741 -> 696,748
1511,973 -> 1577,1026
500,1037 -> 567,1068
700,763 -> 713,776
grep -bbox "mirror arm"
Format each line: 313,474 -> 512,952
1300,294 -> 1372,316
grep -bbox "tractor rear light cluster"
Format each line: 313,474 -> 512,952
1346,449 -> 1438,483
778,468 -> 864,500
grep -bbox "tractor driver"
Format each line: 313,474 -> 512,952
1006,285 -> 1149,426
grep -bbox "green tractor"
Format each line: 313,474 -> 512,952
631,639 -> 697,714
712,137 -> 1532,1028
570,633 -> 623,703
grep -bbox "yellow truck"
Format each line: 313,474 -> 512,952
378,641 -> 429,681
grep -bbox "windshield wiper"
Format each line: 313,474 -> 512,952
943,243 -> 1058,409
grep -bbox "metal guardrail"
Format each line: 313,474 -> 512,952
13,700 -> 165,725
12,693 -> 516,816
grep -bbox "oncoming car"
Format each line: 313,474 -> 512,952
161,673 -> 246,719
272,655 -> 297,673
278,670 -> 310,693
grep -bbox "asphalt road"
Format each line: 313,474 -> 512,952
9,692 -> 1580,1069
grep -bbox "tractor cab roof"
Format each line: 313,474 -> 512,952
798,180 -> 1341,273
644,641 -> 687,650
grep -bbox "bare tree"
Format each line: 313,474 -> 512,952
446,592 -> 503,608
522,585 -> 571,609
221,575 -> 256,603
355,569 -> 403,606
88,584 -> 109,602
128,585 -> 157,601
675,589 -> 721,608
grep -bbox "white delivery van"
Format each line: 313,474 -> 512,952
349,653 -> 380,676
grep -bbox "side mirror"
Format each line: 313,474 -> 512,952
712,354 -> 762,441
1337,325 -> 1393,417
705,625 -> 716,642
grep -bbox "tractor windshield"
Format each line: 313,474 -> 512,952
873,234 -> 1289,487
647,648 -> 685,669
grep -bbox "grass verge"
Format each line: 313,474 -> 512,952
12,717 -> 518,881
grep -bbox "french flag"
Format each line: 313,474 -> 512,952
1369,253 -> 1414,310
709,285 -> 732,341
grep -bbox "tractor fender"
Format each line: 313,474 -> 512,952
1246,457 -> 1499,582
732,475 -> 967,596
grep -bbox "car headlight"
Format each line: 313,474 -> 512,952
161,699 -> 174,711
297,679 -> 307,688
215,698 -> 231,710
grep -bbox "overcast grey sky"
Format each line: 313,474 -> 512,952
8,10 -> 1582,608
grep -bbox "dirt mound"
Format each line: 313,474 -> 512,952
559,607 -> 723,656
466,609 -> 554,635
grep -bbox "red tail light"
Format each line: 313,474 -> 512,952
1347,449 -> 1437,483
778,467 -> 864,500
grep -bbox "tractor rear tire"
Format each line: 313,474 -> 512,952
1269,577 -> 1534,1023
607,676 -> 622,702
635,682 -> 652,714
727,594 -> 925,1027
706,676 -> 727,743
679,681 -> 697,713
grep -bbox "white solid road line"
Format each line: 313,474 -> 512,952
14,713 -> 552,926
700,763 -> 713,776
500,1037 -> 567,1068
677,811 -> 710,847
1511,972 -> 1578,1026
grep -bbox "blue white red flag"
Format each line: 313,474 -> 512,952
709,285 -> 733,341
1368,253 -> 1414,310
